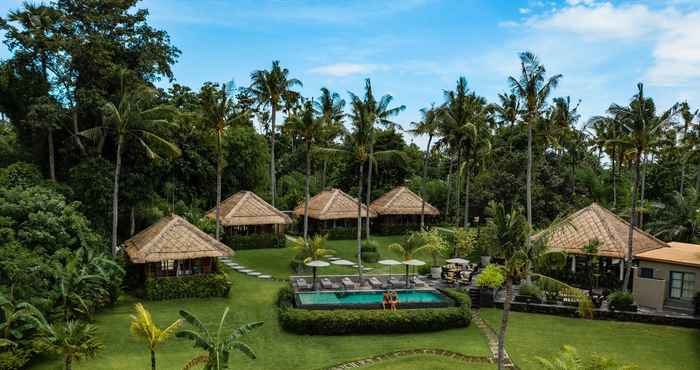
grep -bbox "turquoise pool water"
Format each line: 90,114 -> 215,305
297,290 -> 448,305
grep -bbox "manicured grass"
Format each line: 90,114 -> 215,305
31,272 -> 490,370
362,355 -> 495,370
234,235 -> 441,278
480,308 -> 700,370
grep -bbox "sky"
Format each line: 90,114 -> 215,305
2,0 -> 700,147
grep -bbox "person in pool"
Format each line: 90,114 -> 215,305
382,290 -> 390,310
390,290 -> 399,311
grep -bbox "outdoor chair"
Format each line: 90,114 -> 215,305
341,277 -> 356,289
295,278 -> 312,290
413,277 -> 427,287
320,278 -> 339,290
389,278 -> 406,288
368,277 -> 385,289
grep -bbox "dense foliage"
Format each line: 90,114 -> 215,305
144,273 -> 231,301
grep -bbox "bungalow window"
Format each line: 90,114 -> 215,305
161,260 -> 175,271
669,271 -> 696,300
640,267 -> 654,279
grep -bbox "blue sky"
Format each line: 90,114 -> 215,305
2,0 -> 700,146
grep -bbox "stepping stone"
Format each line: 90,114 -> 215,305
328,257 -> 341,261
239,269 -> 253,273
258,275 -> 271,279
247,271 -> 261,276
233,266 -> 246,271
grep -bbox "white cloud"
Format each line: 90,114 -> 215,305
308,63 -> 387,77
519,8 -> 531,14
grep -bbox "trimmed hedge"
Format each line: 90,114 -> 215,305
223,233 -> 285,250
608,291 -> 636,312
326,227 -> 365,240
277,286 -> 471,335
145,272 -> 231,300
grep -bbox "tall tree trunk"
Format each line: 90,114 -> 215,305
365,140 -> 374,240
526,120 -> 533,248
72,108 -> 86,156
680,162 -> 686,195
150,350 -> 156,370
111,135 -> 123,257
270,105 -> 277,207
623,152 -> 642,291
455,155 -> 462,225
445,153 -> 454,219
612,147 -> 617,208
463,166 -> 470,229
639,155 -> 647,228
571,150 -> 576,195
322,159 -> 327,189
65,356 -> 72,370
357,161 -> 364,283
497,278 -> 513,370
215,138 -> 222,241
420,134 -> 433,229
303,144 -> 311,242
130,207 -> 136,236
48,127 -> 56,181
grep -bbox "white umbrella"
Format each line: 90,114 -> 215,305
378,259 -> 401,280
305,260 -> 330,290
402,259 -> 426,286
331,259 -> 355,266
446,258 -> 470,265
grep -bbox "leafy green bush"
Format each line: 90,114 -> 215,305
326,227 -> 361,240
0,348 -> 32,370
517,283 -> 543,302
0,162 -> 42,189
608,291 -> 635,312
277,286 -> 471,335
145,273 -> 231,300
361,240 -> 381,263
475,264 -> 504,288
223,233 -> 285,250
374,223 -> 420,236
417,264 -> 432,276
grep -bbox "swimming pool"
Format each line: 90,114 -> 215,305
295,290 -> 451,309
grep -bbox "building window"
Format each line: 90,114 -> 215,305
161,260 -> 175,271
640,267 -> 654,279
669,271 -> 696,300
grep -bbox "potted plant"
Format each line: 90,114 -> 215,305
475,264 -> 505,308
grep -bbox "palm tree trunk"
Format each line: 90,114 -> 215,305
526,120 -> 533,245
421,134 -> 433,229
445,153 -> 453,220
455,154 -> 462,225
365,142 -> 374,240
48,127 -> 56,181
303,144 -> 311,242
111,135 -> 123,257
680,161 -> 686,194
130,207 -> 136,236
612,147 -> 617,208
151,350 -> 156,370
322,159 -> 327,190
65,356 -> 72,370
639,155 -> 647,228
72,109 -> 86,156
463,166 -> 470,229
215,141 -> 222,241
497,278 -> 513,370
357,161 -> 364,283
623,153 -> 642,291
270,105 -> 277,208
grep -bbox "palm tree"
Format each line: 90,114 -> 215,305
586,115 -> 623,207
535,345 -> 636,370
82,74 -> 181,256
288,233 -> 335,263
508,51 -> 562,246
36,320 -> 103,370
349,79 -> 405,240
679,102 -> 698,194
200,83 -> 248,241
409,105 -> 441,229
287,100 -> 323,242
0,293 -> 47,342
248,61 -> 302,208
485,201 -> 591,370
176,308 -> 263,370
129,303 -> 183,370
607,83 -> 678,290
314,87 -> 346,189
388,232 -> 431,284
549,97 -> 582,194
648,188 -> 700,243
493,93 -> 520,128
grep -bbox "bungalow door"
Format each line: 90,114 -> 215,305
669,271 -> 696,301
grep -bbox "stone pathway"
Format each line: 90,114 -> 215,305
218,256 -> 287,282
325,348 -> 493,370
472,310 -> 516,368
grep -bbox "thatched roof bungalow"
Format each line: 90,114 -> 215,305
125,214 -> 232,278
370,186 -> 440,234
206,191 -> 291,234
293,188 -> 375,236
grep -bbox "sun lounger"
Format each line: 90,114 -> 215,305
413,277 -> 427,287
389,278 -> 406,288
368,277 -> 385,289
320,278 -> 339,290
295,278 -> 311,290
341,277 -> 355,289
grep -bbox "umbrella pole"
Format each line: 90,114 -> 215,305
405,265 -> 409,286
313,267 -> 317,291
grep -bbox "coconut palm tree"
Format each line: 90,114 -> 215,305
288,234 -> 335,263
287,101 -> 323,242
493,93 -> 520,128
248,61 -> 302,208
508,51 -> 562,246
586,115 -> 623,206
81,73 -> 181,256
36,320 -> 103,370
313,87 -> 346,189
679,102 -> 698,194
485,201 -> 591,370
129,303 -> 183,370
200,83 -> 248,241
607,83 -> 678,290
177,308 -> 263,370
388,231 -> 432,284
409,105 -> 441,229
648,188 -> 700,243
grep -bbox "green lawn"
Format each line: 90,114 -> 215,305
31,271 -> 489,370
480,308 -> 700,370
362,355 -> 495,370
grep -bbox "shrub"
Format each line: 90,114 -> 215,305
0,162 -> 42,189
475,264 -> 504,289
375,223 -> 420,236
277,286 -> 471,335
608,291 -> 635,312
517,283 -> 543,302
145,272 -> 231,300
223,233 -> 285,250
361,240 -> 381,263
326,227 -> 361,240
417,264 -> 432,276
0,348 -> 32,370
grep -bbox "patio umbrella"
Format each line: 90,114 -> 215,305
445,258 -> 470,265
402,259 -> 426,286
378,259 -> 402,280
305,260 -> 330,290
330,259 -> 355,266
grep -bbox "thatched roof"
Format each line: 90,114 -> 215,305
293,188 -> 376,220
124,214 -> 233,263
540,203 -> 668,258
206,191 -> 291,226
637,242 -> 700,268
370,186 -> 440,216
